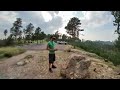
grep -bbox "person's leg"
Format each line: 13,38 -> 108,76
52,63 -> 56,68
49,63 -> 53,73
52,54 -> 57,68
49,63 -> 52,68
49,54 -> 53,73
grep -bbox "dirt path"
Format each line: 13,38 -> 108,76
0,45 -> 73,79
19,44 -> 66,51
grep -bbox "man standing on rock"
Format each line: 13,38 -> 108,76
47,36 -> 58,73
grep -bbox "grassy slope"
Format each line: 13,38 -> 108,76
70,42 -> 120,66
0,47 -> 26,59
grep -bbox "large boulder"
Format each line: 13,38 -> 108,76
60,54 -> 120,79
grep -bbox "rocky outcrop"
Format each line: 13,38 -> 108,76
60,54 -> 120,79
16,55 -> 33,66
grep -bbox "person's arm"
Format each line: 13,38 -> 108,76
46,44 -> 54,51
46,44 -> 51,50
46,44 -> 57,51
54,42 -> 58,51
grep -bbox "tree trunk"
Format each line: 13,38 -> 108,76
24,39 -> 26,44
15,36 -> 17,44
117,22 -> 120,35
37,39 -> 38,44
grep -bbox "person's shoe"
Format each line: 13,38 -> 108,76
52,65 -> 57,68
49,68 -> 53,73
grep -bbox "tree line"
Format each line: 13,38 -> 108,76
2,16 -> 84,46
3,18 -> 47,45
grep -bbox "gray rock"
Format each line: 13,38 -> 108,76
60,54 -> 120,79
16,61 -> 26,66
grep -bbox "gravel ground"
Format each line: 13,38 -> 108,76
0,44 -> 119,79
0,44 -> 73,79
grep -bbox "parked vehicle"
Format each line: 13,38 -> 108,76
57,41 -> 67,45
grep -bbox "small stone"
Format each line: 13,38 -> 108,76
24,60 -> 29,63
17,61 -> 26,66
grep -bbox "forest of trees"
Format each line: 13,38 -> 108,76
70,40 -> 120,66
0,18 -> 45,46
0,18 -> 69,46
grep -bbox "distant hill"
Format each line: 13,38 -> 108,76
83,40 -> 114,45
93,41 -> 114,45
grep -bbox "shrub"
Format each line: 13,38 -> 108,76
5,36 -> 15,46
4,53 -> 12,57
0,40 -> 6,47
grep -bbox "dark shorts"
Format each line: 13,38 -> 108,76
49,54 -> 55,63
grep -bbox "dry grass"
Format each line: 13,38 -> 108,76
0,47 -> 26,59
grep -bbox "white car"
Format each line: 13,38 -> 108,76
57,41 -> 67,45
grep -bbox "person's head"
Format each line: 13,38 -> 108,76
50,36 -> 56,41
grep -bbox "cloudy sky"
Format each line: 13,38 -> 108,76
0,11 -> 118,41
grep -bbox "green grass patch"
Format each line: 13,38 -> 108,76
0,47 -> 26,59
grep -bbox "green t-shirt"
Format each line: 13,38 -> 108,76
47,41 -> 56,54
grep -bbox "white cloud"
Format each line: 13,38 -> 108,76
15,11 -> 63,34
41,11 -> 52,22
0,11 -> 18,39
79,28 -> 118,41
58,11 -> 76,22
45,11 -> 117,41
0,11 -> 118,41
0,11 -> 17,23
47,11 -> 59,17
57,11 -> 77,34
81,11 -> 113,29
